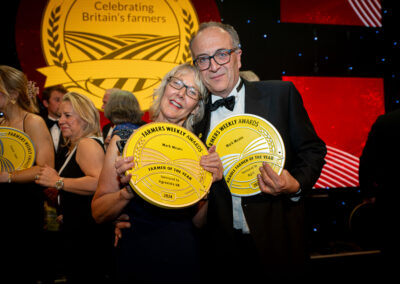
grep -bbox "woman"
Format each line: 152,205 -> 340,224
0,65 -> 54,283
104,89 -> 144,141
35,92 -> 111,284
92,63 -> 223,284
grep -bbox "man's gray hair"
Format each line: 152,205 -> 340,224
189,21 -> 241,57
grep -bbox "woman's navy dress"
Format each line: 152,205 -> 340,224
113,123 -> 201,284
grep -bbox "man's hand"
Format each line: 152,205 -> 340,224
257,162 -> 300,196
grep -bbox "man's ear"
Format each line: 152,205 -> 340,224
236,49 -> 242,70
42,100 -> 49,108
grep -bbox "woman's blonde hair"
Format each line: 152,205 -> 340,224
62,92 -> 101,147
0,65 -> 39,113
149,63 -> 208,132
104,90 -> 143,125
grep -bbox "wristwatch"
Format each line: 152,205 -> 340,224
55,177 -> 64,190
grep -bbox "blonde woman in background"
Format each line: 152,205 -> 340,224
35,92 -> 112,284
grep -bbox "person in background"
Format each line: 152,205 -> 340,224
35,92 -> 111,284
359,107 -> 400,278
103,89 -> 145,139
41,85 -> 68,168
189,22 -> 327,281
39,85 -> 69,283
101,88 -> 119,149
92,63 -> 223,284
0,65 -> 55,283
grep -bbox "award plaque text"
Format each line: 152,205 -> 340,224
0,127 -> 36,172
123,122 -> 212,209
206,114 -> 285,196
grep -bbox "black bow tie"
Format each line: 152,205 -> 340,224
46,118 -> 58,129
210,96 -> 235,111
210,79 -> 244,112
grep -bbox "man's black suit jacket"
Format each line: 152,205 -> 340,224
359,108 -> 400,265
194,79 -> 327,272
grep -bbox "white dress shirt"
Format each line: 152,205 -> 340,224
48,116 -> 60,152
208,79 -> 251,234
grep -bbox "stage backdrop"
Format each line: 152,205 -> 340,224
15,0 -> 220,124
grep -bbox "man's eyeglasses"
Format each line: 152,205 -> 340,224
193,48 -> 238,71
167,76 -> 201,100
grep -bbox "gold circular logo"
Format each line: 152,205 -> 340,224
206,114 -> 286,196
39,0 -> 199,110
123,122 -> 212,209
0,127 -> 35,171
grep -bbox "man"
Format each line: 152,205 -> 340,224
41,85 -> 68,169
40,85 -> 68,284
101,88 -> 119,148
359,108 -> 400,278
190,22 -> 326,280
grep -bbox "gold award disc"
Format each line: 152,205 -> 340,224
206,114 -> 285,196
123,122 -> 213,209
0,127 -> 36,172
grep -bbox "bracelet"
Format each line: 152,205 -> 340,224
7,172 -> 13,183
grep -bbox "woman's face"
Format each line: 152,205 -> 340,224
58,101 -> 85,140
157,71 -> 200,126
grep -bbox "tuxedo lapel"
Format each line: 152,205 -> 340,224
244,80 -> 270,119
193,97 -> 212,143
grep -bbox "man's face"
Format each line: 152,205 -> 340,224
101,91 -> 110,110
191,27 -> 242,98
44,90 -> 64,118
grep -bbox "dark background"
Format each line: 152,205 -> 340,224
2,0 -> 399,270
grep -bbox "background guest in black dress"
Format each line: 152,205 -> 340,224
35,92 -> 112,284
0,65 -> 55,283
92,63 -> 223,284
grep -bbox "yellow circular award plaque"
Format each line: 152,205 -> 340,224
0,127 -> 35,172
206,114 -> 285,197
123,122 -> 213,209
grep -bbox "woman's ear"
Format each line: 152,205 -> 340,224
191,104 -> 200,116
9,90 -> 18,104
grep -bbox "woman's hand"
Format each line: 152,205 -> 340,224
200,145 -> 223,182
34,164 -> 60,188
114,213 -> 131,247
115,156 -> 135,185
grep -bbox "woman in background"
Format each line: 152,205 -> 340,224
0,65 -> 54,283
103,89 -> 144,142
35,92 -> 111,284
